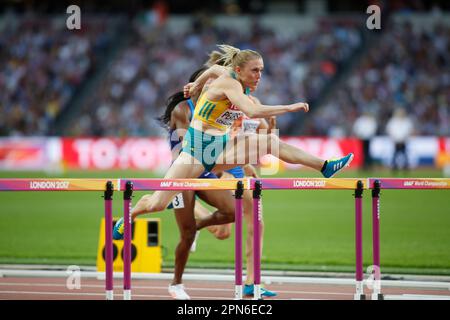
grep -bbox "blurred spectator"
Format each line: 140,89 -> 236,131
0,13 -> 114,136
386,107 -> 414,172
316,20 -> 450,138
353,111 -> 378,170
69,17 -> 361,137
4,13 -> 448,141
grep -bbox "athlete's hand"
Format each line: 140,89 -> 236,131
268,116 -> 277,131
288,102 -> 309,113
243,164 -> 258,178
183,82 -> 194,98
189,81 -> 205,98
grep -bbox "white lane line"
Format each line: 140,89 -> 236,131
384,294 -> 450,300
0,282 -> 351,296
1,270 -> 449,290
0,290 -> 232,300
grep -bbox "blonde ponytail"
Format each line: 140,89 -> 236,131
205,44 -> 262,69
216,44 -> 241,67
205,50 -> 226,67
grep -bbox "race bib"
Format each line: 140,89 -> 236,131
216,110 -> 243,127
242,119 -> 260,134
171,193 -> 185,209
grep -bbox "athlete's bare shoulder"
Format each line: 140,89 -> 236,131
206,72 -> 242,100
170,101 -> 191,129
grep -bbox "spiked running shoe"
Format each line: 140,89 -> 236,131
113,217 -> 124,240
322,153 -> 354,178
168,284 -> 191,300
243,284 -> 277,297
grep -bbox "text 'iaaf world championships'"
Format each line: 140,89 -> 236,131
160,181 -> 213,188
404,180 -> 449,187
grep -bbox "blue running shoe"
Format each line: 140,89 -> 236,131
322,153 -> 354,178
113,217 -> 124,240
243,284 -> 277,297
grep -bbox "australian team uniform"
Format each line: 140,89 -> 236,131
169,98 -> 218,180
181,87 -> 253,178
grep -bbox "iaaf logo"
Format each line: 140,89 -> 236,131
404,181 -> 415,186
160,181 -> 172,187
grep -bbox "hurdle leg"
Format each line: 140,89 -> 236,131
253,180 -> 263,300
371,180 -> 384,300
354,180 -> 366,300
234,181 -> 244,300
104,181 -> 114,300
123,181 -> 133,300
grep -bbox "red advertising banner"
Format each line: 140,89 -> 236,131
279,137 -> 363,169
0,137 -> 61,170
62,138 -> 172,170
61,137 -> 362,170
12,135 -> 448,171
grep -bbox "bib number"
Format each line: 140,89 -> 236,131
216,110 -> 243,127
172,193 -> 185,209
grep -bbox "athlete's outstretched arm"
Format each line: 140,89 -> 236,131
223,78 -> 309,118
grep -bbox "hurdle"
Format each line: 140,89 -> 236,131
4,177 -> 447,300
118,178 -> 248,300
234,181 -> 244,300
249,178 -> 367,300
104,181 -> 114,300
115,178 -> 356,301
367,178 -> 450,300
0,178 -> 117,300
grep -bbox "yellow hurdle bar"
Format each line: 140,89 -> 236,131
120,178 -> 249,191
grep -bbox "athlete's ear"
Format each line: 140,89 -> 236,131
235,66 -> 241,75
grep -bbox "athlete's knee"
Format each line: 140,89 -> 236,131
180,225 -> 197,243
218,204 -> 235,224
224,211 -> 235,224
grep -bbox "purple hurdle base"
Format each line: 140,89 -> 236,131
371,180 -> 383,300
234,181 -> 244,300
354,180 -> 366,300
123,181 -> 133,300
104,181 -> 114,300
253,181 -> 262,300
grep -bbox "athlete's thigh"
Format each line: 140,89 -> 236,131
153,152 -> 206,205
215,134 -> 272,170
173,190 -> 196,232
195,189 -> 235,213
194,199 -> 211,219
166,152 -> 205,179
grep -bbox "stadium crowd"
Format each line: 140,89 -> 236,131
312,20 -> 450,137
0,13 -> 114,136
68,17 -> 362,136
0,13 -> 448,138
